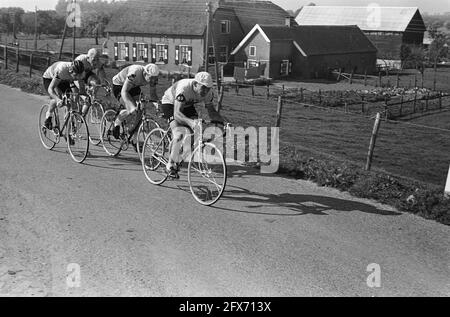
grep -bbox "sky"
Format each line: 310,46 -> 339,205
0,0 -> 449,14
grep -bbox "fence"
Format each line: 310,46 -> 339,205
218,83 -> 450,187
0,44 -> 74,76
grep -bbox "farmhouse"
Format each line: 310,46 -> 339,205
104,0 -> 293,76
230,24 -> 378,80
295,6 -> 426,62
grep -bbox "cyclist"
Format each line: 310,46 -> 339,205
42,60 -> 85,130
75,48 -> 108,116
160,71 -> 221,178
111,63 -> 160,139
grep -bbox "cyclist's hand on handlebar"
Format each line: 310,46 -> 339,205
56,99 -> 64,108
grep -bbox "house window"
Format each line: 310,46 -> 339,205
136,43 -> 147,62
156,44 -> 168,64
249,46 -> 256,57
280,60 -> 290,75
220,20 -> 230,34
247,59 -> 259,68
118,42 -> 128,61
208,46 -> 215,64
179,45 -> 191,65
219,46 -> 228,63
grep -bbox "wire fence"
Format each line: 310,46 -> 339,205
219,85 -> 450,187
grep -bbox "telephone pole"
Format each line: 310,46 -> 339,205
72,0 -> 76,59
204,2 -> 211,72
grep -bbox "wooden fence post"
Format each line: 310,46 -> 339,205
282,85 -> 285,96
235,83 -> 239,95
378,71 -> 382,87
396,72 -> 400,88
384,96 -> 389,121
337,68 -> 342,81
439,91 -> 442,109
413,89 -> 417,113
266,83 -> 270,99
275,96 -> 283,128
251,85 -> 255,97
47,57 -> 51,68
364,69 -> 367,86
361,95 -> 365,114
29,53 -> 33,77
425,92 -> 429,112
16,44 -> 19,73
3,43 -> 7,69
350,69 -> 354,84
400,93 -> 404,117
414,74 -> 417,88
365,113 -> 382,171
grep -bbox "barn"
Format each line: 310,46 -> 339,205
104,0 -> 293,76
230,24 -> 378,79
295,6 -> 426,62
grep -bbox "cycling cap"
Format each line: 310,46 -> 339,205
144,63 -> 160,77
194,72 -> 213,88
71,60 -> 85,74
87,48 -> 100,59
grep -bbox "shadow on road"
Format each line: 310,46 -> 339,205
215,185 -> 401,217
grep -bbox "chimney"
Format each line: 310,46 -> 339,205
285,16 -> 291,27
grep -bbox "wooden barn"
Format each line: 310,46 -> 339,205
295,6 -> 426,62
104,0 -> 294,76
231,24 -> 377,79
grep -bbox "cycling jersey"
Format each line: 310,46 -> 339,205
112,65 -> 148,87
162,78 -> 214,107
75,54 -> 94,73
42,62 -> 76,82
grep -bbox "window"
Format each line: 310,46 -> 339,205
179,45 -> 191,65
219,46 -> 228,63
249,46 -> 256,57
136,43 -> 147,62
247,59 -> 259,68
280,60 -> 290,75
118,42 -> 128,61
208,46 -> 215,64
220,20 -> 230,34
156,44 -> 167,63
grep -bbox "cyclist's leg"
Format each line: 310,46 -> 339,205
81,72 -> 100,116
114,86 -> 141,127
43,78 -> 64,128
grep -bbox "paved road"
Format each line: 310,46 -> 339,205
0,84 -> 448,297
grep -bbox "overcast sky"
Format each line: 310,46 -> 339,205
0,0 -> 448,14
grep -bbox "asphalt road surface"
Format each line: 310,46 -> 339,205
0,84 -> 448,297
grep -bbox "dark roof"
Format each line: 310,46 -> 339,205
105,0 -> 220,36
263,25 -> 378,55
221,1 -> 295,34
105,0 -> 294,36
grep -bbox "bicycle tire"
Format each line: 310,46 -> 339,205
188,142 -> 227,206
142,128 -> 170,185
100,109 -> 124,157
67,112 -> 90,163
38,104 -> 58,150
136,118 -> 160,162
87,101 -> 105,146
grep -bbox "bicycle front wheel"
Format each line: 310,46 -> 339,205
142,128 -> 169,185
67,112 -> 90,163
188,142 -> 227,206
38,104 -> 58,150
136,118 -> 160,162
87,101 -> 105,146
100,109 -> 123,157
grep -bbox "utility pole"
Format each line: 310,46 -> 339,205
204,2 -> 211,72
72,0 -> 76,60
34,6 -> 38,51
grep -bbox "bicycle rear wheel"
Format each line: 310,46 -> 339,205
38,104 -> 58,150
87,101 -> 105,146
142,128 -> 170,185
136,118 -> 160,162
67,112 -> 90,163
100,109 -> 124,157
188,142 -> 227,206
